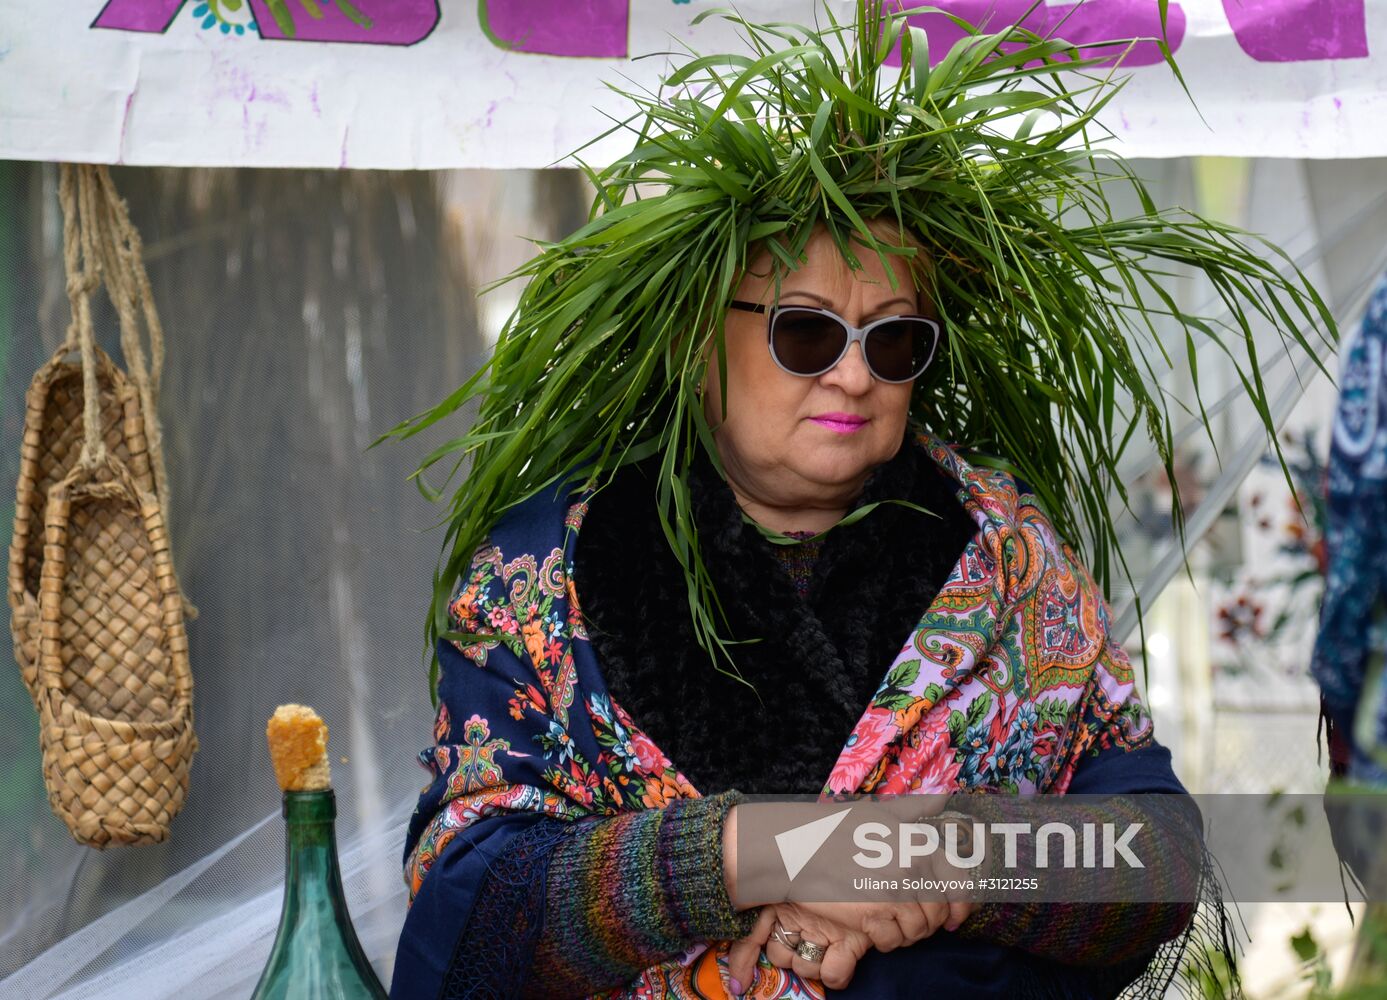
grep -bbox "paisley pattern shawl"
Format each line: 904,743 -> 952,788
402,432 -> 1152,999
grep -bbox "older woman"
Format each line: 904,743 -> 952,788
391,227 -> 1201,999
388,7 -> 1329,999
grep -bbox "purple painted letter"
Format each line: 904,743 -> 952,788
885,1 -> 1181,68
248,1 -> 439,46
1045,0 -> 1186,67
1222,0 -> 1368,62
479,0 -> 628,58
92,0 -> 186,33
886,1 -> 1047,66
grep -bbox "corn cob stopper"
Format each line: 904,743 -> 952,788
266,704 -> 331,792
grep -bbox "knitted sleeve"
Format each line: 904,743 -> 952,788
956,743 -> 1201,968
521,790 -> 759,999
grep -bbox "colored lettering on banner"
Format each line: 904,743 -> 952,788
1220,0 -> 1368,63
886,0 -> 1184,67
93,0 -> 441,45
479,0 -> 630,59
92,0 -> 1369,63
91,0 -> 185,32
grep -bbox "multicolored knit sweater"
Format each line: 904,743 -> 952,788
392,434 -> 1199,1000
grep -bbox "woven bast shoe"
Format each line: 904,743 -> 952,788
9,344 -> 154,707
37,454 -> 194,848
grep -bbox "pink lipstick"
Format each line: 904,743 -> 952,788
810,413 -> 869,434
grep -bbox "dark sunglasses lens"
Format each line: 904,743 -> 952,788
770,309 -> 848,375
865,319 -> 937,382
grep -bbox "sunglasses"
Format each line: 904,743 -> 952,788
729,301 -> 941,384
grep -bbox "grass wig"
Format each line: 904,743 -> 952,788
386,2 -> 1336,699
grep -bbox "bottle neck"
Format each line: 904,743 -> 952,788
281,790 -> 345,910
253,788 -> 387,998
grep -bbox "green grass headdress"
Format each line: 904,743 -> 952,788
388,2 -> 1335,698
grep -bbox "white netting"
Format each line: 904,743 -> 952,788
0,164 -> 579,997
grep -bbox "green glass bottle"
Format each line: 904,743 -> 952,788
250,790 -> 389,1000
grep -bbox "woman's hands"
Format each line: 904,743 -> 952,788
722,804 -> 978,993
726,902 -> 871,993
725,894 -> 977,994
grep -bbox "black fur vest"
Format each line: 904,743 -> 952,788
571,437 -> 978,796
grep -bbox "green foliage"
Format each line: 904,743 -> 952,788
1034,697 -> 1073,728
1292,925 -> 1337,999
947,710 -> 967,747
884,658 -> 920,690
965,690 -> 993,727
1179,938 -> 1236,1000
382,2 -> 1335,700
875,659 -> 921,710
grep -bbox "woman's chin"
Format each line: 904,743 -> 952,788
788,450 -> 885,492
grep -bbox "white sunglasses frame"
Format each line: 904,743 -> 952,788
729,300 -> 942,384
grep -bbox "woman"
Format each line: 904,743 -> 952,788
388,6 -> 1329,998
391,223 -> 1199,999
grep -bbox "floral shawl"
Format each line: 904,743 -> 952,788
401,432 -> 1152,998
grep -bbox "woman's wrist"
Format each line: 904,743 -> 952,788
723,804 -> 740,906
722,801 -> 794,914
649,792 -> 759,940
722,802 -> 777,914
712,799 -> 762,940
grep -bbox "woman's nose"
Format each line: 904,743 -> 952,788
820,341 -> 874,394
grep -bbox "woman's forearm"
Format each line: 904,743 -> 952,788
954,793 -> 1201,966
958,898 -> 1197,967
524,791 -> 759,998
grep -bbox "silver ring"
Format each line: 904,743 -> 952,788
795,939 -> 827,964
770,922 -> 802,950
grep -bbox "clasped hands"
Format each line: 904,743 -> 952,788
726,892 -> 975,994
721,802 -> 978,994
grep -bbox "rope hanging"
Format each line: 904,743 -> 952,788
59,164 -> 193,616
8,163 -> 196,847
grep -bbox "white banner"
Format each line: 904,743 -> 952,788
0,0 -> 1384,169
